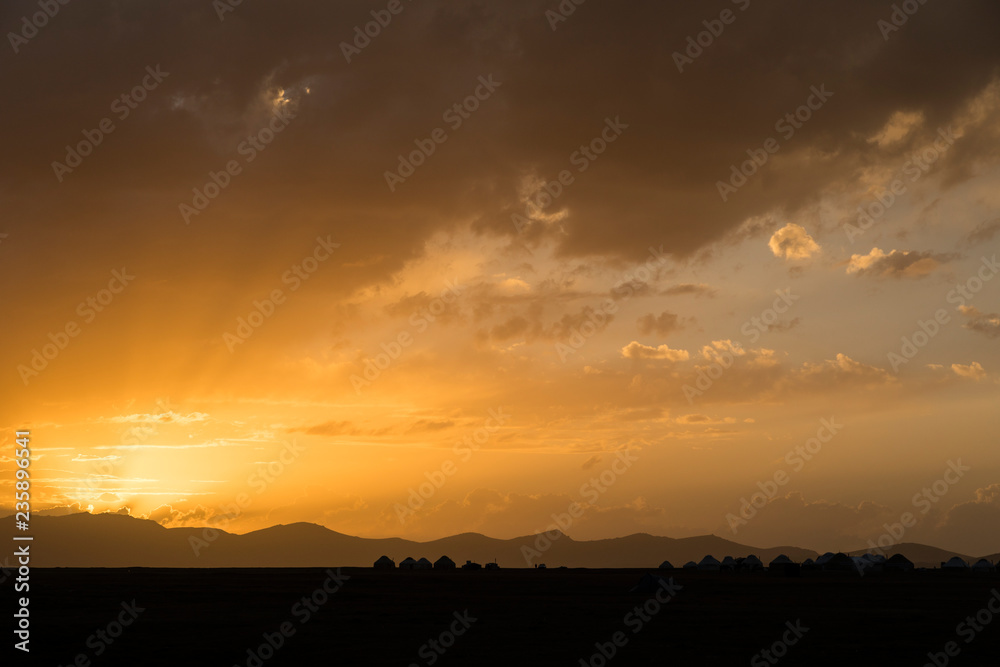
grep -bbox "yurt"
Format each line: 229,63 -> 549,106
434,555 -> 456,570
373,555 -> 395,570
415,558 -> 433,570
885,554 -> 914,572
942,557 -> 969,570
399,557 -> 418,570
697,555 -> 721,571
972,559 -> 995,573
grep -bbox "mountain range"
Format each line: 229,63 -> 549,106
3,513 -> 996,569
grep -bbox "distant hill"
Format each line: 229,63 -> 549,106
847,543 -> 976,569
3,513 -> 817,568
5,513 -> 992,569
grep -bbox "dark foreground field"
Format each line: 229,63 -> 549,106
8,568 -> 1000,666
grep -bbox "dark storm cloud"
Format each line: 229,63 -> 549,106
3,0 -> 1000,294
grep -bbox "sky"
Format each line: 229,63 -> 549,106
2,0 -> 1000,557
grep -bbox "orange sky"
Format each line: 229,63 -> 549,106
2,0 -> 1000,556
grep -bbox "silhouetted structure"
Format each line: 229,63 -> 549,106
373,555 -> 395,569
399,556 -> 418,570
885,554 -> 914,572
415,557 -> 433,570
972,558 -> 996,573
942,557 -> 969,570
697,555 -> 721,571
462,559 -> 482,570
658,560 -> 674,570
434,555 -> 456,570
768,554 -> 800,576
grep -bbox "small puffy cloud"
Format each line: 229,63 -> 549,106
951,361 -> 986,380
700,339 -> 747,362
846,248 -> 952,278
768,223 -> 820,260
622,341 -> 690,362
799,353 -> 896,388
867,110 -> 925,148
958,305 -> 1000,338
637,311 -> 684,336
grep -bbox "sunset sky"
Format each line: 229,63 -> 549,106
2,0 -> 999,556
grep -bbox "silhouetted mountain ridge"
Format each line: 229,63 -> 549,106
2,513 -> 991,569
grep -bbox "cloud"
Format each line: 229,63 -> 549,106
719,492 -> 895,553
867,110 -> 925,148
951,361 -> 986,380
846,248 -> 954,278
968,217 -> 1000,244
106,411 -> 210,425
147,504 -> 217,528
621,342 -> 690,362
936,485 -> 1000,556
662,283 -> 716,298
958,305 -> 1000,338
768,224 -> 821,260
637,311 -> 684,336
292,420 -> 357,436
